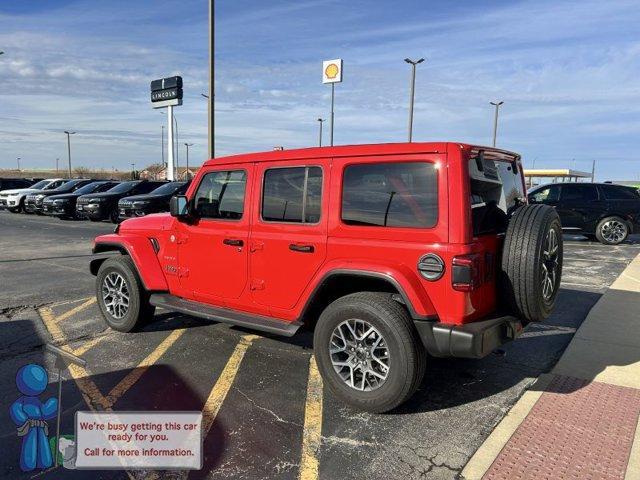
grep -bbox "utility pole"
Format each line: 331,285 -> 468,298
490,101 -> 503,147
64,131 -> 76,178
317,118 -> 325,147
591,159 -> 596,183
208,0 -> 214,159
184,143 -> 193,180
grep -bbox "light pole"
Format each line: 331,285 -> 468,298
56,158 -> 59,174
208,0 -> 214,159
64,131 -> 75,178
184,143 -> 194,180
131,162 -> 136,180
317,118 -> 325,147
16,157 -> 21,171
490,101 -> 503,147
404,58 -> 424,142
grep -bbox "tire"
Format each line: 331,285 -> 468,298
313,292 -> 425,413
109,208 -> 120,224
96,256 -> 155,332
595,216 -> 629,245
501,204 -> 563,323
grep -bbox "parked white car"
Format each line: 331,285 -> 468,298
0,178 -> 68,213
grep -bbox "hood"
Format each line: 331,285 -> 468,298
120,193 -> 168,203
119,213 -> 174,232
45,193 -> 78,201
0,187 -> 42,195
79,191 -> 128,201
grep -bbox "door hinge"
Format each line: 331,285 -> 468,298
250,279 -> 265,291
178,267 -> 190,278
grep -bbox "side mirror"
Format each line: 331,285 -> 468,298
170,195 -> 190,219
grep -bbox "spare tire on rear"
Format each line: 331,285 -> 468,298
500,204 -> 563,323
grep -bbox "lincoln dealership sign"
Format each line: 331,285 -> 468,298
150,76 -> 183,108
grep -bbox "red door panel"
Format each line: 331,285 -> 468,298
249,161 -> 329,312
177,166 -> 253,305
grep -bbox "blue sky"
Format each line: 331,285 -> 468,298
1,0 -> 639,179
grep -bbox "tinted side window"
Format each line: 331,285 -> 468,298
600,185 -> 639,200
262,167 -> 322,223
194,170 -> 246,220
561,184 -> 598,201
133,182 -> 163,195
530,185 -> 560,203
342,162 -> 438,228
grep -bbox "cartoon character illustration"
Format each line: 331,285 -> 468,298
10,364 -> 58,471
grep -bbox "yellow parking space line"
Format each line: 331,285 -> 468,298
49,296 -> 92,308
71,334 -> 110,357
201,334 -> 261,436
56,297 -> 96,323
105,329 -> 185,408
66,361 -> 112,411
38,306 -> 65,342
299,355 -> 323,480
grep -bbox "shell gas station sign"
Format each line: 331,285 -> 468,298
322,59 -> 343,84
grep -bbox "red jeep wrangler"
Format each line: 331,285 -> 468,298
91,143 -> 562,412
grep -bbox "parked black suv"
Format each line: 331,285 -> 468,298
76,180 -> 167,223
0,178 -> 40,191
24,179 -> 95,214
117,181 -> 189,220
528,182 -> 640,244
43,180 -> 121,219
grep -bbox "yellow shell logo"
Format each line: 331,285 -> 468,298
325,63 -> 339,79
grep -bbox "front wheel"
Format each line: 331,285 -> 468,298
313,292 -> 425,413
595,216 -> 628,245
96,256 -> 155,332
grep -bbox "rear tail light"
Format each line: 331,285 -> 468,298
452,254 -> 481,291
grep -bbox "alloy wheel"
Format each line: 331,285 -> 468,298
600,220 -> 627,244
102,272 -> 130,319
329,319 -> 390,391
541,227 -> 560,301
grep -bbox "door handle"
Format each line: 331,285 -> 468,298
289,244 -> 314,253
223,238 -> 244,247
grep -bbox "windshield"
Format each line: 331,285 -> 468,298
149,182 -> 185,195
29,180 -> 50,189
74,182 -> 104,195
52,179 -> 86,193
107,181 -> 139,194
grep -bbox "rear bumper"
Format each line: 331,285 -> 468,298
414,315 -> 523,359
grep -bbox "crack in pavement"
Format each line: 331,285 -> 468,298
233,386 -> 303,427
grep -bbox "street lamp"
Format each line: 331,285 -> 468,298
56,158 -> 59,174
131,162 -> 136,180
490,101 -> 504,147
184,143 -> 194,179
16,157 -> 21,171
404,57 -> 425,142
64,131 -> 76,178
317,118 -> 325,147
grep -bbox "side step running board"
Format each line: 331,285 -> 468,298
149,293 -> 301,337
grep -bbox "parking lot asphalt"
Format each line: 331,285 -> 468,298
1,210 -> 639,480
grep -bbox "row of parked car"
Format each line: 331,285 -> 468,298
0,177 -> 190,223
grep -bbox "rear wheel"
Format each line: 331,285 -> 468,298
501,204 -> 563,323
313,292 -> 425,413
595,216 -> 628,245
96,256 -> 155,332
